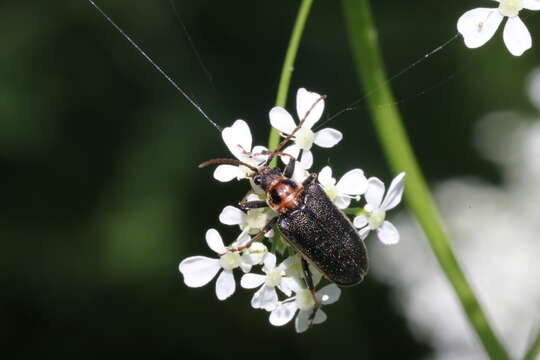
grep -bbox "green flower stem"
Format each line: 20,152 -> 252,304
341,1 -> 510,359
524,328 -> 540,360
268,0 -> 314,163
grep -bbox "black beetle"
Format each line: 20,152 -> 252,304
199,96 -> 368,319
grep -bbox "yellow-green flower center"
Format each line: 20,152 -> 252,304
296,289 -> 316,311
295,127 -> 314,151
265,268 -> 283,287
219,252 -> 241,271
499,0 -> 523,17
324,184 -> 338,200
368,208 -> 386,230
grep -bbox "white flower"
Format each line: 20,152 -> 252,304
269,283 -> 341,333
269,88 -> 343,169
213,119 -> 269,182
240,253 -> 297,311
178,229 -> 252,300
457,0 -> 540,56
219,195 -> 276,237
353,172 -> 405,245
317,166 -> 368,209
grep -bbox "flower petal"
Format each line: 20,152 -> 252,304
213,165 -> 240,182
205,228 -> 226,254
503,16 -> 532,56
523,0 -> 540,10
359,226 -> 371,240
381,172 -> 406,211
269,107 -> 297,135
178,256 -> 220,287
318,283 -> 341,305
296,88 -> 325,129
252,285 -> 278,311
219,206 -> 245,226
313,128 -> 343,148
221,119 -> 253,160
215,269 -> 236,300
313,309 -> 327,325
377,220 -> 400,245
277,276 -> 296,297
279,144 -> 300,165
250,145 -> 269,164
240,273 -> 266,289
318,166 -> 335,187
269,301 -> 298,326
298,149 -> 313,170
334,195 -> 351,209
336,169 -> 368,195
263,252 -> 277,271
295,310 -> 311,333
353,215 -> 368,229
457,8 -> 503,49
365,177 -> 385,207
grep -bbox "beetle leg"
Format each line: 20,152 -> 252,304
302,173 -> 317,187
283,157 -> 296,178
239,200 -> 267,211
301,257 -> 321,328
226,216 -> 278,252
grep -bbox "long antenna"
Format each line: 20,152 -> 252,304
87,0 -> 222,132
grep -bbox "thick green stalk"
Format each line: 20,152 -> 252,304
341,1 -> 510,359
268,0 -> 314,158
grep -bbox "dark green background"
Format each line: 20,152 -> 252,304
2,0 -> 537,358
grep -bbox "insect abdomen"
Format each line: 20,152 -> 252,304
277,183 -> 368,286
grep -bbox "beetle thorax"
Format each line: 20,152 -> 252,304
266,177 -> 303,214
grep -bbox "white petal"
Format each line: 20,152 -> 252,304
377,221 -> 400,245
318,166 -> 335,187
365,177 -> 385,207
215,269 -> 236,300
269,301 -> 298,326
252,285 -> 278,311
269,107 -> 297,135
313,309 -> 327,325
523,0 -> 540,10
336,169 -> 368,195
279,144 -> 300,165
277,276 -> 296,297
353,215 -> 368,229
292,160 -> 309,182
313,128 -> 343,148
235,230 -> 252,247
503,16 -> 532,56
457,8 -> 503,49
250,145 -> 269,164
359,226 -> 371,240
318,283 -> 341,305
219,206 -> 245,226
381,172 -> 406,211
205,228 -> 226,254
263,252 -> 277,271
221,119 -> 253,160
295,310 -> 311,333
298,149 -> 313,170
213,165 -> 240,182
334,195 -> 351,209
296,88 -> 325,129
240,262 -> 252,273
178,256 -> 220,287
240,273 -> 266,289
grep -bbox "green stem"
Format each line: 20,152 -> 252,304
523,328 -> 540,360
268,0 -> 314,162
341,1 -> 510,359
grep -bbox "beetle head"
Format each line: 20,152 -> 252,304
252,167 -> 282,191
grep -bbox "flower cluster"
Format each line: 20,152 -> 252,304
179,88 -> 406,332
458,0 -> 540,56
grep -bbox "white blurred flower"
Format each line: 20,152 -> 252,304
178,229 -> 252,300
219,195 -> 276,237
353,172 -> 405,245
269,283 -> 341,333
457,0 -> 540,56
317,166 -> 368,209
213,120 -> 269,182
269,88 -> 343,169
240,253 -> 297,311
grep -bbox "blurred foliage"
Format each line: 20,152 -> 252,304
1,0 -> 538,358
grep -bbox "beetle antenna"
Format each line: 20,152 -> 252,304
198,158 -> 258,172
265,95 -> 326,166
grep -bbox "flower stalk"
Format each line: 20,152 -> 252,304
341,0 -> 510,359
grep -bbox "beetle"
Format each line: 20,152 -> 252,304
199,96 -> 369,321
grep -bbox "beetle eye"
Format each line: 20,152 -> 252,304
253,176 -> 261,185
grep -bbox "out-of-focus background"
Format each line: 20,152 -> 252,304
2,1 -> 539,359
